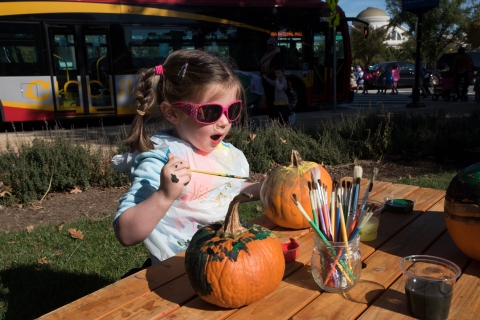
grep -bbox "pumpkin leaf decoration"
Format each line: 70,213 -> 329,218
185,193 -> 285,309
260,149 -> 332,229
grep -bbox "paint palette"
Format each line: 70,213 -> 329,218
384,195 -> 416,214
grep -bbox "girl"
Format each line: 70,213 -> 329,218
262,66 -> 290,125
354,66 -> 364,93
392,64 -> 400,94
112,50 -> 262,269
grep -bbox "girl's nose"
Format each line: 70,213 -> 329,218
216,113 -> 230,127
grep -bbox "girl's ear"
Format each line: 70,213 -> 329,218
160,102 -> 180,124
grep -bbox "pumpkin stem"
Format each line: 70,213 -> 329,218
289,149 -> 303,168
217,193 -> 252,239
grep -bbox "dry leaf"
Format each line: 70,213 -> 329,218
17,204 -> 23,209
8,240 -> 16,244
280,137 -> 287,144
0,190 -> 11,198
57,224 -> 64,231
26,225 -> 34,233
249,133 -> 257,141
53,250 -> 63,256
256,205 -> 263,212
37,257 -> 49,264
70,187 -> 82,194
68,228 -> 84,239
30,204 -> 43,211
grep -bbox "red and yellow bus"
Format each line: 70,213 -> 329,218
0,0 -> 352,123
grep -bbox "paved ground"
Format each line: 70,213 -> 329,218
1,89 -> 479,149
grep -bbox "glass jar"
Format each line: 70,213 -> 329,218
311,234 -> 362,293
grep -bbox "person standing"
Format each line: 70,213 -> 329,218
392,63 -> 400,94
262,66 -> 290,125
354,66 -> 364,93
385,66 -> 393,95
376,66 -> 386,94
452,46 -> 474,100
257,37 -> 284,120
409,53 -> 429,99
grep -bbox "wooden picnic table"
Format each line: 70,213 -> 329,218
39,178 -> 480,319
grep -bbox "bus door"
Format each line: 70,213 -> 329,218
47,25 -> 115,118
313,29 -> 346,101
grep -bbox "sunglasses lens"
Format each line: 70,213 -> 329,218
197,104 -> 223,123
228,102 -> 242,121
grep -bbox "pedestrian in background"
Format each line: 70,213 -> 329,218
385,65 -> 393,94
376,66 -> 386,94
392,63 -> 400,94
452,46 -> 474,100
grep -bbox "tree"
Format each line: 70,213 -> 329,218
465,19 -> 480,49
385,0 -> 478,66
350,23 -> 388,68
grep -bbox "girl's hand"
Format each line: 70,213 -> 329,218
157,153 -> 191,201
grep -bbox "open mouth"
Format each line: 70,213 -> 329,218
210,134 -> 222,141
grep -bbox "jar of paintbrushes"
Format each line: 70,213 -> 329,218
290,165 -> 380,292
311,234 -> 362,292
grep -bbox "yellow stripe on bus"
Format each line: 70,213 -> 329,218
0,2 -> 269,33
4,101 -> 55,111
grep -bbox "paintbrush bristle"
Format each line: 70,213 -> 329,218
353,165 -> 363,182
310,166 -> 321,182
373,167 -> 379,179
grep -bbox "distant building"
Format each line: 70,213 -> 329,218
356,7 -> 408,48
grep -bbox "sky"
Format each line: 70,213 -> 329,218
340,1 -> 388,19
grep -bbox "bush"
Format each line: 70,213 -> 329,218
1,109 -> 479,206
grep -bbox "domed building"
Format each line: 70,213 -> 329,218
356,7 -> 408,48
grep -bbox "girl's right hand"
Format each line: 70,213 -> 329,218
157,153 -> 191,201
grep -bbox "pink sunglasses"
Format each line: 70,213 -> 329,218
173,100 -> 242,124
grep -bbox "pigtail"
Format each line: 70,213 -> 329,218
124,67 -> 156,152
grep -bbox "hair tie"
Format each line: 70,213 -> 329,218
155,65 -> 164,75
136,109 -> 146,116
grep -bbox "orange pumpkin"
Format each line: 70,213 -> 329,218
260,149 -> 332,229
444,163 -> 480,260
185,193 -> 285,308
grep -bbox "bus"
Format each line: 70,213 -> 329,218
0,0 -> 353,123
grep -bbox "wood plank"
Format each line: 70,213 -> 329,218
448,260 -> 480,319
226,265 -> 320,320
362,189 -> 445,251
159,297 -> 237,320
292,199 -> 447,320
100,274 -> 196,320
39,255 -> 187,319
367,184 -> 419,203
358,231 -> 470,319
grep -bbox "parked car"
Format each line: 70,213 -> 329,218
436,51 -> 480,85
366,61 -> 441,88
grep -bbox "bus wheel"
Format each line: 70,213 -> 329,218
288,78 -> 307,112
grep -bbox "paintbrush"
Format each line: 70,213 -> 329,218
190,169 -> 249,179
357,167 -> 379,221
346,166 -> 362,235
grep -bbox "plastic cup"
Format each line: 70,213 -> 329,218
399,255 -> 461,320
358,200 -> 384,241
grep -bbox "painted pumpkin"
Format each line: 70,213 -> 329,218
260,149 -> 332,229
444,162 -> 480,261
185,193 -> 285,308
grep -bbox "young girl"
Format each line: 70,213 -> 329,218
262,66 -> 290,125
112,50 -> 262,269
392,64 -> 400,94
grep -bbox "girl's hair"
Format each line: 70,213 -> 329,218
125,49 -> 245,152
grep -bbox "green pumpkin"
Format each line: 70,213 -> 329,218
444,163 -> 480,260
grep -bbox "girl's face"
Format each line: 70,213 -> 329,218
168,85 -> 239,154
275,70 -> 284,79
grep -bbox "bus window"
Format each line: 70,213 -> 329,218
53,34 -> 77,71
126,26 -> 195,69
313,31 -> 327,95
278,35 -> 303,69
0,24 -> 45,76
335,31 -> 345,60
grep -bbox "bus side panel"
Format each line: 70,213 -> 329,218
0,76 -> 55,122
114,74 -> 137,117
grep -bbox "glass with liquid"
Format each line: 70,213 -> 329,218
399,255 -> 461,319
358,200 -> 384,241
